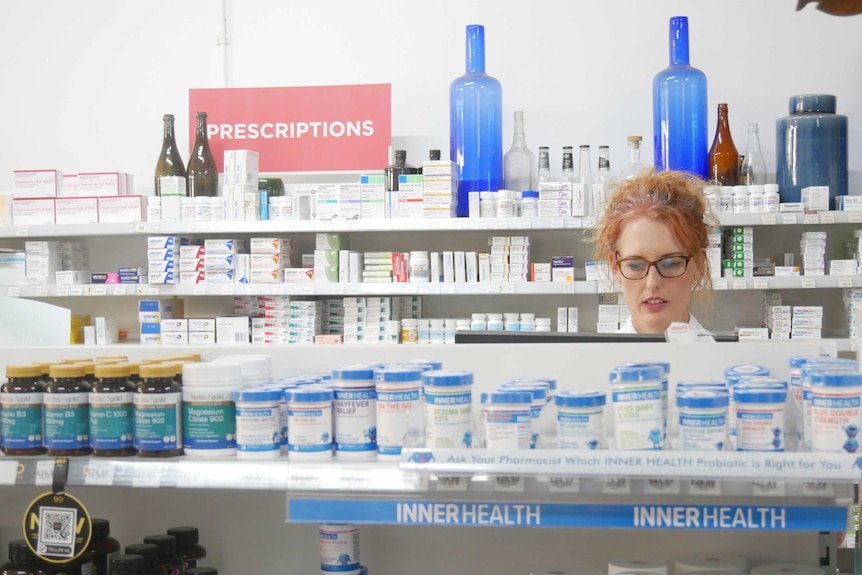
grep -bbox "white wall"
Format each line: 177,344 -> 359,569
1,0 -> 861,193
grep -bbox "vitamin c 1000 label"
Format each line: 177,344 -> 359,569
89,391 -> 134,451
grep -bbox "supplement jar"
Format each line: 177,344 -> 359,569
90,363 -> 137,457
135,363 -> 183,457
609,364 -> 664,450
374,367 -> 424,459
45,363 -> 91,456
182,361 -> 242,457
288,387 -> 334,460
555,390 -> 606,450
423,370 -> 474,448
500,382 -> 547,449
677,390 -> 729,452
810,370 -> 862,453
319,524 -> 360,575
733,382 -> 787,451
233,387 -> 284,459
801,359 -> 856,451
776,94 -> 848,204
409,251 -> 430,283
214,354 -> 271,386
1,364 -> 45,455
481,391 -> 532,450
332,365 -> 377,460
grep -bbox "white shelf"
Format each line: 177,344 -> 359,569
2,211 -> 860,240
6,275 -> 862,298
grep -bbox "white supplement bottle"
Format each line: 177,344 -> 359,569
479,191 -> 496,217
810,370 -> 862,453
495,189 -> 515,218
182,361 -> 242,458
486,313 -> 504,331
287,387 -> 334,460
535,318 -> 551,332
733,382 -> 787,451
423,370 -> 474,448
555,390 -> 606,450
429,319 -> 445,344
470,313 -> 487,331
719,186 -> 734,213
409,251 -> 430,283
332,366 -> 377,460
443,319 -> 458,344
181,197 -> 196,221
146,196 -> 162,222
748,184 -> 764,213
732,185 -> 749,214
609,364 -> 664,450
417,319 -> 430,344
400,318 -> 418,344
481,391 -> 532,450
763,183 -> 780,213
520,190 -> 539,218
234,387 -> 282,459
374,367 -> 424,459
500,382 -> 547,449
519,312 -> 536,332
319,523 -> 360,575
677,389 -> 729,452
504,313 -> 520,331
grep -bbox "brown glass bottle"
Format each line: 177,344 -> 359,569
187,112 -> 218,197
384,150 -> 419,192
109,555 -> 144,575
1,365 -> 46,456
707,103 -> 739,186
185,569 -> 217,575
90,364 -> 137,457
44,364 -> 91,456
123,545 -> 166,575
142,536 -> 182,575
127,363 -> 142,386
154,114 -> 187,197
76,363 -> 97,386
165,527 -> 206,570
88,519 -> 121,575
134,364 -> 183,457
1,539 -> 59,574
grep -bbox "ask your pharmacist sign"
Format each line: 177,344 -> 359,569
188,84 -> 391,173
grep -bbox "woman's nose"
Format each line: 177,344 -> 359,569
644,265 -> 663,287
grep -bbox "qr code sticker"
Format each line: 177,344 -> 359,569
38,506 -> 76,554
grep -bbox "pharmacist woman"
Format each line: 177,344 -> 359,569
594,170 -> 718,335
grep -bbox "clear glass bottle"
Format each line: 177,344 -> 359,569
187,112 -> 218,197
593,145 -> 615,213
450,24 -> 503,217
708,103 -> 740,186
653,16 -> 708,178
537,147 -> 552,183
504,111 -> 535,193
154,114 -> 186,196
618,136 -> 651,181
740,123 -> 767,186
575,145 -> 593,217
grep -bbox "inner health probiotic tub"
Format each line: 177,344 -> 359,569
332,365 -> 377,460
555,390 -> 606,450
810,370 -> 862,453
500,382 -> 547,449
480,391 -> 532,450
287,387 -> 334,460
319,523 -> 360,575
801,358 -> 857,451
609,364 -> 664,450
374,366 -> 424,459
423,370 -> 474,448
677,390 -> 729,452
734,382 -> 787,452
233,387 -> 281,459
625,361 -> 669,439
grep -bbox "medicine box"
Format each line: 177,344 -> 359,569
13,169 -> 62,198
55,197 -> 98,224
98,196 -> 143,223
138,299 -> 182,323
12,198 -> 55,225
216,316 -> 250,344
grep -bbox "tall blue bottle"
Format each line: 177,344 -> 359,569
450,24 -> 503,217
653,16 -> 708,178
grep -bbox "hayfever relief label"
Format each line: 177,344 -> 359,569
611,385 -> 663,450
89,391 -> 134,451
134,392 -> 182,452
44,392 -> 89,450
334,386 -> 376,453
0,392 -> 43,450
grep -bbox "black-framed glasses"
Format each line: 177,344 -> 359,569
615,254 -> 692,280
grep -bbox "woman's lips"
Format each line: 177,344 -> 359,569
643,297 -> 667,312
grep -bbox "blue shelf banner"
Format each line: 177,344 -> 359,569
289,499 -> 848,531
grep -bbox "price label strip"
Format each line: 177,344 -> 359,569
23,458 -> 93,566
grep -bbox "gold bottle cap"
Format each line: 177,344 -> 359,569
6,365 -> 42,378
139,363 -> 176,379
94,363 -> 132,379
49,364 -> 87,379
33,362 -> 52,375
94,355 -> 129,362
126,362 -> 141,375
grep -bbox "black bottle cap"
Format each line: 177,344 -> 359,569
143,534 -> 177,557
429,149 -> 441,161
124,544 -> 159,567
167,526 -> 199,547
8,539 -> 35,565
186,569 -> 218,575
91,518 -> 110,542
163,114 -> 175,121
110,554 -> 145,575
394,150 -> 407,161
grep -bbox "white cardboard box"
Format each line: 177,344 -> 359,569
12,198 -> 55,225
98,195 -> 143,223
13,169 -> 61,198
55,197 -> 99,224
216,316 -> 250,344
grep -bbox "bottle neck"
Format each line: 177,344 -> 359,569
746,126 -> 761,150
466,25 -> 486,74
512,115 -> 527,147
194,116 -> 208,144
163,119 -> 176,142
717,105 -> 730,131
669,17 -> 690,66
629,144 -> 641,164
578,148 -> 591,172
539,152 -> 550,171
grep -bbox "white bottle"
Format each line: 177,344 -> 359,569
486,313 -> 504,331
479,192 -> 496,218
719,186 -> 734,214
748,184 -> 764,213
520,191 -> 538,218
763,184 -> 780,213
470,313 -> 487,331
409,251 -> 430,283
496,190 -> 515,218
732,185 -> 749,214
702,185 -> 720,215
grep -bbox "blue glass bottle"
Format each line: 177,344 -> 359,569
450,24 -> 503,217
653,16 -> 708,178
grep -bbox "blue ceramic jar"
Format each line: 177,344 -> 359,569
776,94 -> 847,205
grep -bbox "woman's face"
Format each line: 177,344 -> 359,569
611,217 -> 701,334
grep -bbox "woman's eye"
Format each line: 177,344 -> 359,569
624,261 -> 647,272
